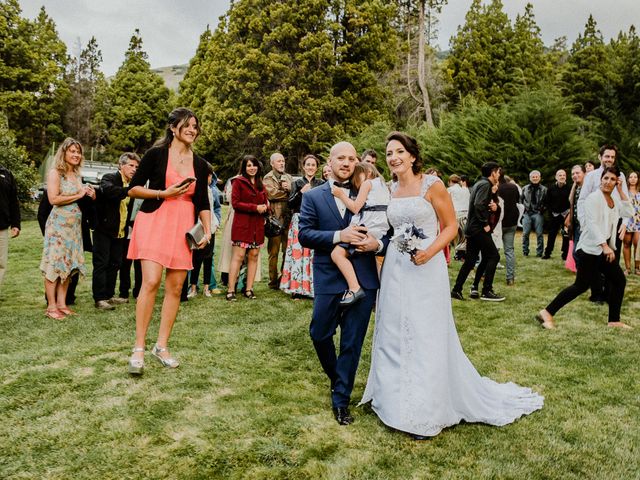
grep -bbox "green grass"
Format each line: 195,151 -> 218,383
1,221 -> 639,479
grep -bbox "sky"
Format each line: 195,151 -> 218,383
18,0 -> 640,77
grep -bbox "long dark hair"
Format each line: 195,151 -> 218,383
238,155 -> 264,190
385,131 -> 423,174
154,107 -> 201,149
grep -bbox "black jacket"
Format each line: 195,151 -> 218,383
545,182 -> 571,214
129,146 -> 211,219
0,166 -> 20,230
288,177 -> 325,213
94,171 -> 132,237
498,181 -> 520,228
465,177 -> 493,237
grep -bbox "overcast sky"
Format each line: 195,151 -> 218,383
18,0 -> 640,76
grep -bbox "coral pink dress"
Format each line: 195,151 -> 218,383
128,163 -> 196,270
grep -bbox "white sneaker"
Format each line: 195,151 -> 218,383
187,289 -> 197,299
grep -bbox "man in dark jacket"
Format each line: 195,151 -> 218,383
92,153 -> 139,310
452,162 -> 505,301
0,166 -> 20,291
543,169 -> 571,260
521,170 -> 547,257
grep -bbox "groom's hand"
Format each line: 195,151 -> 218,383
352,232 -> 380,253
340,225 -> 368,244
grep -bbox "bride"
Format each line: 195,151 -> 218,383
360,132 -> 543,438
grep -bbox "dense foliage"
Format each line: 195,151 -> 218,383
179,0 -> 399,175
0,113 -> 37,201
0,0 -> 638,187
93,30 -> 171,155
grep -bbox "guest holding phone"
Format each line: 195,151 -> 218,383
126,108 -> 211,375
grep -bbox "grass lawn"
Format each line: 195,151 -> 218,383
1,220 -> 639,479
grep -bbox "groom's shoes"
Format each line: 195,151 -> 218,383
332,407 -> 354,425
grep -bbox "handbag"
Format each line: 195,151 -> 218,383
186,222 -> 205,249
264,214 -> 284,238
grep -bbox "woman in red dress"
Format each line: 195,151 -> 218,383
126,108 -> 212,375
226,155 -> 268,301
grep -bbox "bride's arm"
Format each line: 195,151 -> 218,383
411,181 -> 458,266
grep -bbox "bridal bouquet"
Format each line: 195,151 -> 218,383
391,222 -> 428,256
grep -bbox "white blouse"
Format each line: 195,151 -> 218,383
576,190 -> 633,256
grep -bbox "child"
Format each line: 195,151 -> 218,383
331,162 -> 390,307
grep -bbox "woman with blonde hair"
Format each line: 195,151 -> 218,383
40,138 -> 96,319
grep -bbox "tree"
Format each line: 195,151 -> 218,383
180,0 -> 398,175
447,1 -> 550,105
0,1 -> 68,159
394,0 -> 448,126
561,15 -> 619,120
63,36 -> 106,146
0,113 -> 37,201
96,30 -> 170,154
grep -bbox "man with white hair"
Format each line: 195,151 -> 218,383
521,170 -> 547,257
263,152 -> 293,289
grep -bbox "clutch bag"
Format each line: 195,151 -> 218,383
186,222 -> 205,250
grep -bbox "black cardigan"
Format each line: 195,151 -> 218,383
129,146 -> 210,218
288,177 -> 325,213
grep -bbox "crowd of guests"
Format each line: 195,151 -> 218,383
1,106 -> 637,375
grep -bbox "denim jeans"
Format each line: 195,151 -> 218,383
502,226 -> 517,281
522,212 -> 544,256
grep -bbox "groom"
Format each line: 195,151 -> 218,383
298,141 -> 388,425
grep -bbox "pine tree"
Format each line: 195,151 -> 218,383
98,30 -> 170,154
511,3 -> 551,88
561,15 -> 619,119
64,37 -> 105,146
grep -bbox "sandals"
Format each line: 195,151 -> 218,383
58,307 -> 77,316
243,289 -> 257,300
128,347 -> 145,375
226,291 -> 237,301
151,344 -> 179,368
45,308 -> 65,320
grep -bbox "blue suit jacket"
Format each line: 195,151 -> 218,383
298,181 -> 388,295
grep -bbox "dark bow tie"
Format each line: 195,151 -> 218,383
334,181 -> 351,189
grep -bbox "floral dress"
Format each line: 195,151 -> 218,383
625,191 -> 640,232
40,175 -> 86,282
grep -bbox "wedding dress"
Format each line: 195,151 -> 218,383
360,175 -> 543,437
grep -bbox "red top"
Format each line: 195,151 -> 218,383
231,175 -> 268,244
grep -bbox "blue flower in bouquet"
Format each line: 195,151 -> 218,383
391,222 -> 428,256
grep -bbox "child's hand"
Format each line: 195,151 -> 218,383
331,185 -> 346,198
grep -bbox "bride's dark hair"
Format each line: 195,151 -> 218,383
385,131 -> 423,174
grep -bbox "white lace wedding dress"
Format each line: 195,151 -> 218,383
360,175 -> 543,437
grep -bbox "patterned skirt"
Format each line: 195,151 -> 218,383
40,203 -> 86,282
279,213 -> 314,297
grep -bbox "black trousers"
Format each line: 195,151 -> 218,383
544,214 -> 569,259
92,230 -> 124,302
453,231 -> 499,294
546,250 -> 626,323
119,238 -> 142,298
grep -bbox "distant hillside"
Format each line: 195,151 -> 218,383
152,64 -> 188,91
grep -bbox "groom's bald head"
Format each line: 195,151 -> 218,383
329,142 -> 358,182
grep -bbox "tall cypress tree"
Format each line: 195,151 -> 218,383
96,30 -> 170,154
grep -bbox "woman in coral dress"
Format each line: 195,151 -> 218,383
126,108 -> 211,375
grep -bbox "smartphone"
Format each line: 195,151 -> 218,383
177,177 -> 196,188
